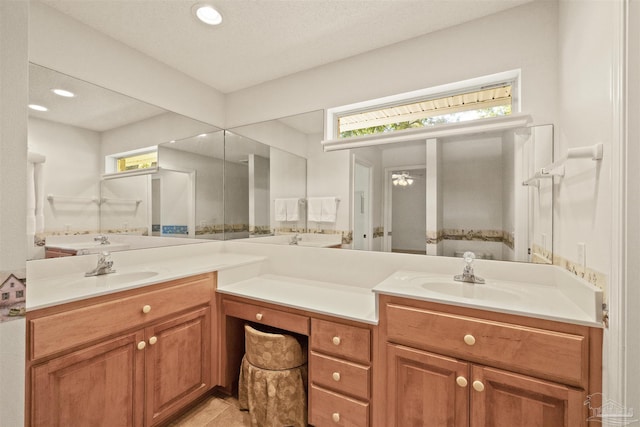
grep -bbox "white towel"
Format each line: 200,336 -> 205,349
275,199 -> 287,221
321,197 -> 338,222
285,199 -> 299,221
307,198 -> 323,222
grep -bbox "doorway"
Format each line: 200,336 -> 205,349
384,166 -> 426,254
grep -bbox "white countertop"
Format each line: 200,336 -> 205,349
373,270 -> 603,327
26,241 -> 603,328
27,252 -> 266,310
217,274 -> 377,324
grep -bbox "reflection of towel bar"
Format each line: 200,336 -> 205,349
100,197 -> 142,204
274,198 -> 305,204
47,194 -> 100,203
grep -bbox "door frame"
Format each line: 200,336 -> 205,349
351,156 -> 373,251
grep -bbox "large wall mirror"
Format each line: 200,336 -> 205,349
28,63 -> 553,263
27,63 -> 223,260
233,109 -> 553,263
225,114 -> 311,244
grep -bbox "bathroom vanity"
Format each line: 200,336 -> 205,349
24,241 -> 603,427
26,273 -> 215,427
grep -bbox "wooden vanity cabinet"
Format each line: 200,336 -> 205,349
379,294 -> 602,427
26,272 -> 216,427
219,294 -> 378,427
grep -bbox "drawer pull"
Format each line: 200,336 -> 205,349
256,313 -> 263,321
142,305 -> 151,314
472,380 -> 485,392
148,336 -> 158,345
463,334 -> 476,346
137,341 -> 146,351
456,376 -> 468,387
332,412 -> 340,422
332,336 -> 341,346
332,372 -> 341,382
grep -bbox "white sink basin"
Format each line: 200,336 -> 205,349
64,271 -> 159,289
411,277 -> 522,303
373,269 -> 604,327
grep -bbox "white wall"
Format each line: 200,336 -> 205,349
270,148 -> 306,231
225,162 -> 249,228
249,154 -> 270,230
226,1 -> 558,128
28,118 -> 101,234
100,175 -> 151,233
0,2 -> 28,425
625,0 -> 640,417
101,112 -> 219,162
555,1 -> 616,282
28,2 -> 225,128
306,140 -> 350,234
157,145 -> 224,230
230,118 -> 310,159
555,0 -> 625,407
391,169 -> 426,252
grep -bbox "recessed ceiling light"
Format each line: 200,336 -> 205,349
193,4 -> 222,26
28,104 -> 48,112
52,88 -> 75,98
198,133 -> 208,137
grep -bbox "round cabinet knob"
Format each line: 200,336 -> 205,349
142,305 -> 151,314
463,334 -> 476,346
472,380 -> 485,392
332,336 -> 341,346
148,336 -> 158,345
332,412 -> 340,423
137,341 -> 146,351
456,376 -> 468,387
255,313 -> 263,321
332,372 -> 341,382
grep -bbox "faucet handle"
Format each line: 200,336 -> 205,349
462,251 -> 476,265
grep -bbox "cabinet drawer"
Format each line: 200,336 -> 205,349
311,352 -> 370,400
310,385 -> 369,427
29,274 -> 214,360
311,319 -> 370,364
386,303 -> 587,386
223,299 -> 309,335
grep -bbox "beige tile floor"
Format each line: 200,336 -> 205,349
169,390 -> 252,427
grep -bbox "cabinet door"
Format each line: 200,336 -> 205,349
387,344 -> 468,427
470,365 -> 586,427
145,306 -> 212,426
31,331 -> 145,427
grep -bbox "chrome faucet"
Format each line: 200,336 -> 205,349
94,235 -> 110,245
289,233 -> 302,245
85,251 -> 116,277
454,251 -> 485,284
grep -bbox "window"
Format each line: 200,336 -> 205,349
16,290 -> 24,298
325,70 -> 520,142
104,146 -> 159,175
2,293 -> 9,300
116,151 -> 157,172
338,84 -> 512,138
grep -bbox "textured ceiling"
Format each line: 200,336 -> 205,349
39,0 -> 533,94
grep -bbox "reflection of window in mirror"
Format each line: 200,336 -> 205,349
116,150 -> 157,172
